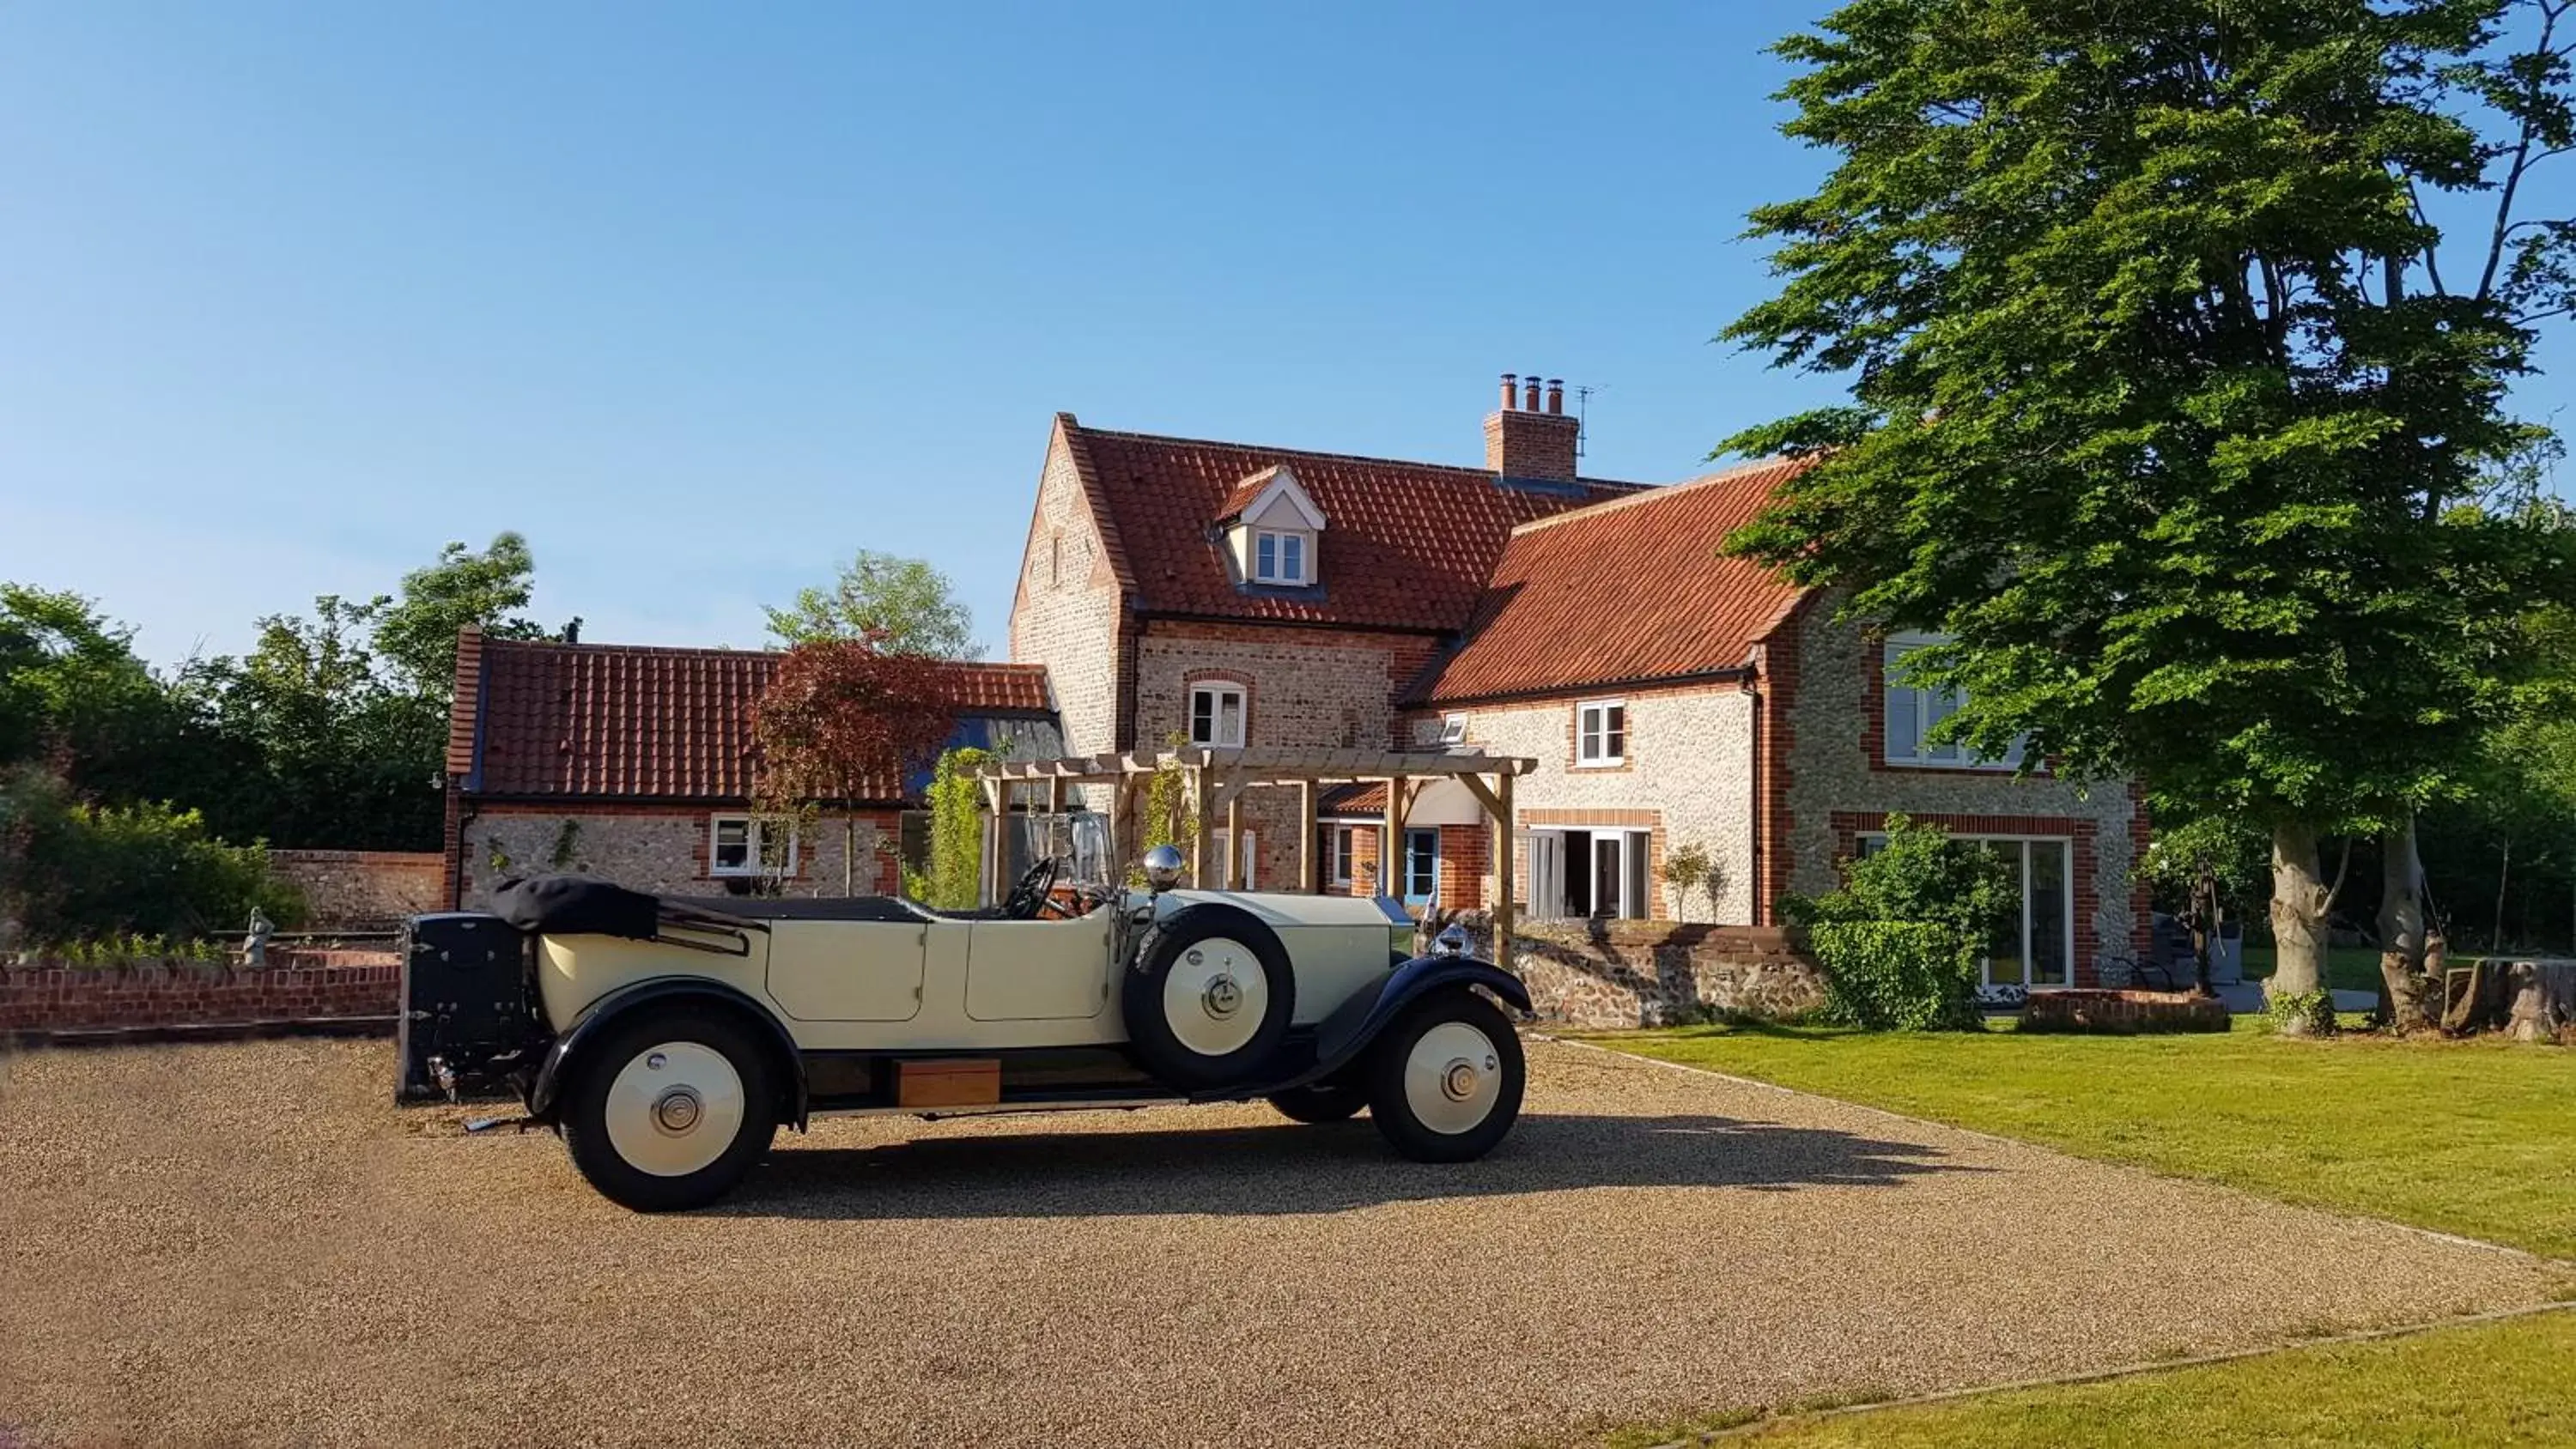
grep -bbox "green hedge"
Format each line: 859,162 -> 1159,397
2,764 -> 304,943
1807,919 -> 1984,1031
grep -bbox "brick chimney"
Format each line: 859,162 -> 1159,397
1484,371 -> 1579,483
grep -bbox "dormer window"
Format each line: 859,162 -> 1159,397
1220,464 -> 1327,590
1253,529 -> 1309,585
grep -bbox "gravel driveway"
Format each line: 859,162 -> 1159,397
1,1036 -> 2561,1447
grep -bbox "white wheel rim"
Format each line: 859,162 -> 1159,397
1402,1020 -> 1503,1136
1160,937 -> 1270,1058
604,1040 -> 746,1178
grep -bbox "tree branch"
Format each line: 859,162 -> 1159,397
2478,1 -> 2566,300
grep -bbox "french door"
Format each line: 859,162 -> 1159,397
1527,828 -> 1650,919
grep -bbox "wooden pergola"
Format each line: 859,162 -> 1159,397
973,746 -> 1538,961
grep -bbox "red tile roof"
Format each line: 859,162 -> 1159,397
1405,456 -> 1816,705
1062,415 -> 1645,632
453,634 -> 1052,803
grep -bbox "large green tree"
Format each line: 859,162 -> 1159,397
371,531 -> 547,693
1722,0 -> 2576,1009
764,550 -> 980,658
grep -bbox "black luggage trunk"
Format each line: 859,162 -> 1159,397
397,912 -> 545,1102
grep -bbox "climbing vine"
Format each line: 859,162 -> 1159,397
911,746 -> 990,909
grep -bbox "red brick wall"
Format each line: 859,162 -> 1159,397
1753,600 -> 1813,925
2,955 -> 400,1035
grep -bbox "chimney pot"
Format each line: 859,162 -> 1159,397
1523,375 -> 1542,413
1546,379 -> 1564,415
1498,373 -> 1518,410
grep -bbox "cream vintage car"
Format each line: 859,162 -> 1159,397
398,846 -> 1531,1210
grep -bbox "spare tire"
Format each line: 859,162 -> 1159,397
1122,903 -> 1297,1088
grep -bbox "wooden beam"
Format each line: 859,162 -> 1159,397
1383,775 -> 1406,905
1224,789 -> 1244,890
1493,771 -> 1516,970
1191,765 -> 1214,889
1297,779 -> 1318,894
1456,773 -> 1503,819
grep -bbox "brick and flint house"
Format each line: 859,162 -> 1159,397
439,631 -> 1057,910
1009,373 -> 2151,989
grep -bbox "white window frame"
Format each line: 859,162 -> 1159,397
1250,528 -> 1312,585
1188,682 -> 1248,747
1857,831 -> 2075,994
1327,823 -> 1358,887
1208,827 -> 1259,889
1527,826 -> 1650,920
1883,633 -> 2024,770
709,813 -> 798,878
1437,713 -> 1469,747
1575,699 -> 1626,767
1403,828 -> 1439,902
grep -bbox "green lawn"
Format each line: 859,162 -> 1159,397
1604,1309 -> 2576,1449
1578,1020 -> 2576,1447
1591,1017 -> 2576,1258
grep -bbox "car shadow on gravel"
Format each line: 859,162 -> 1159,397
706,1113 -> 1986,1220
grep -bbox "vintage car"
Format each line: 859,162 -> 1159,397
398,846 -> 1531,1210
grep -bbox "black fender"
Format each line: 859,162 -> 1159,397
1248,955 -> 1532,1097
526,977 -> 809,1131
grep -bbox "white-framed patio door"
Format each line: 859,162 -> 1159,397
1976,838 -> 2072,999
1526,827 -> 1649,919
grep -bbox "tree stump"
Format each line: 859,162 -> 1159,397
2441,958 -> 2576,1042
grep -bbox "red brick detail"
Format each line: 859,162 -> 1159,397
1753,599 -> 1813,925
1826,809 -> 2109,987
2020,989 -> 2228,1034
1437,824 -> 1489,911
1,955 -> 401,1035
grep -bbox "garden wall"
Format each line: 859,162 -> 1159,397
1510,919 -> 1826,1028
0,950 -> 400,1038
268,850 -> 444,928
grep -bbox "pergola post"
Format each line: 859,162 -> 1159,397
1494,771 -> 1516,967
1383,776 -> 1407,908
1297,779 -> 1318,894
1224,789 -> 1244,889
1191,764 -> 1215,889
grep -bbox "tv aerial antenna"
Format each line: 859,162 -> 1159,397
1575,384 -> 1603,458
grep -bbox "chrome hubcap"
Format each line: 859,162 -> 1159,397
1403,1021 -> 1503,1135
1162,939 -> 1269,1058
605,1040 -> 745,1177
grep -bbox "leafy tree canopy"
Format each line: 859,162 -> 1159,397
1722,0 -> 2576,840
764,550 -> 980,658
371,531 -> 546,693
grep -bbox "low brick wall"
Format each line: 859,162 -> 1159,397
1510,919 -> 1827,1028
2020,988 -> 2230,1034
1,949 -> 401,1037
269,849 -> 445,928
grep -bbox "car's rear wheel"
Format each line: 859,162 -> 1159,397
1122,903 -> 1297,1089
562,1010 -> 778,1212
1267,1081 -> 1367,1124
1366,991 -> 1523,1163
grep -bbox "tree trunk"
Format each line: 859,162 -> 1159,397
2375,815 -> 2435,1034
2493,837 -> 2512,954
2268,821 -> 2331,1016
2189,867 -> 2219,997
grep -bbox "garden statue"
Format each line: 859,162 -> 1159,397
241,907 -> 274,968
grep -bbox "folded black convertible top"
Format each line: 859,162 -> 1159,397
491,874 -> 662,940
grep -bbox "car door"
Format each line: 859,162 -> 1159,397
963,914 -> 1115,1022
762,919 -> 928,1022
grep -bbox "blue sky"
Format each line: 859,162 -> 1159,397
1,2 -> 2567,665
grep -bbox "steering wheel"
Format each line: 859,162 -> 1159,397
1000,857 -> 1062,920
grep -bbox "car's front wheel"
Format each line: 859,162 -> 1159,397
1267,1081 -> 1367,1124
561,1011 -> 778,1212
1366,991 -> 1524,1163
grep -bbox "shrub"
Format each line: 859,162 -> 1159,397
1804,920 -> 1984,1030
915,746 -> 989,910
1783,813 -> 2011,1031
1,762 -> 303,943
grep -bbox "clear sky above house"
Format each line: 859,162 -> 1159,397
3,2 -> 2568,664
